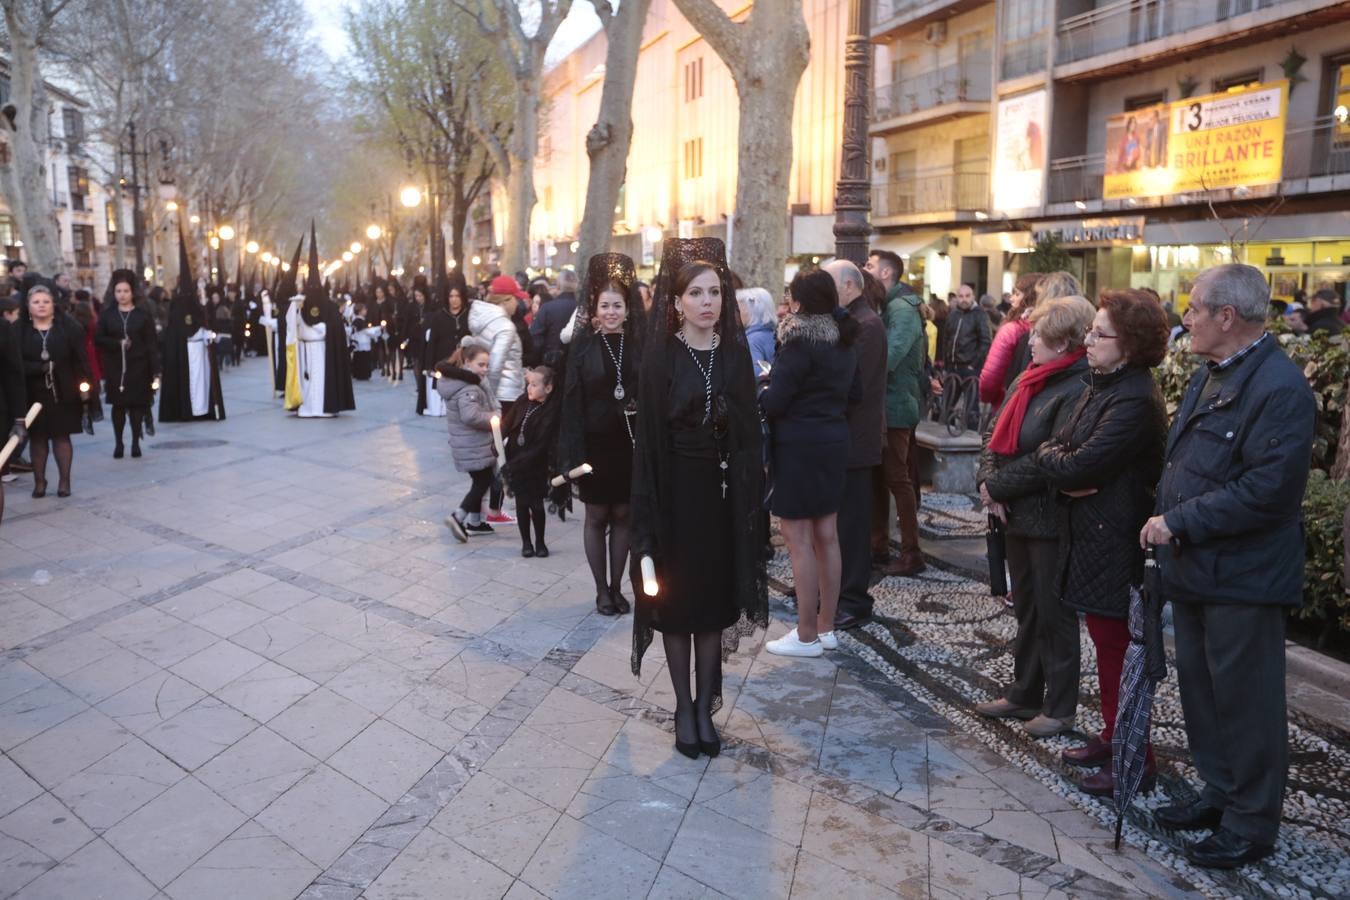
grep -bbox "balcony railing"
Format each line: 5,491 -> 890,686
1001,32 -> 1047,80
873,168 -> 990,217
874,0 -> 929,22
1047,155 -> 1106,204
1056,0 -> 1295,65
873,61 -> 992,121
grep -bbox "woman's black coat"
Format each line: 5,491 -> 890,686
1034,365 -> 1167,618
95,305 -> 160,407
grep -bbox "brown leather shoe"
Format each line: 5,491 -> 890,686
1079,765 -> 1156,797
1062,736 -> 1111,768
973,697 -> 1039,720
881,554 -> 926,578
1022,714 -> 1075,737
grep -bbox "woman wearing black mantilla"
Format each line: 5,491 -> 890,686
630,237 -> 767,760
95,269 -> 160,459
560,252 -> 644,617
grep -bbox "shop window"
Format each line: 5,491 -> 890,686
1212,69 -> 1262,93
105,201 -> 118,237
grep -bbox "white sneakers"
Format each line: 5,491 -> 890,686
766,628 -> 831,658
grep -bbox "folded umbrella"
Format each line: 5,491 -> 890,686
1111,545 -> 1167,849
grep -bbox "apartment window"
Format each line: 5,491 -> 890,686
1213,69 -> 1262,93
62,107 -> 84,145
684,57 -> 703,102
683,138 -> 703,179
542,186 -> 553,211
0,215 -> 14,250
1125,91 -> 1167,111
72,224 -> 95,267
67,165 -> 89,212
105,200 -> 118,237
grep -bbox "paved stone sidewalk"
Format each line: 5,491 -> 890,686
0,360 -> 1199,899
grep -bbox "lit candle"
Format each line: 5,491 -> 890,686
78,382 -> 91,394
640,555 -> 659,597
152,377 -> 161,391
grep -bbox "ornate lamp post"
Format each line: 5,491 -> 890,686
832,0 -> 873,266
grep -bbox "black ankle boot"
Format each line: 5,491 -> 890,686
131,439 -> 142,458
521,541 -> 535,558
113,443 -> 124,459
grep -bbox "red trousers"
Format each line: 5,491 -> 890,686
1086,613 -> 1154,766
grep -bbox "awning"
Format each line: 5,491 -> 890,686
871,230 -> 947,259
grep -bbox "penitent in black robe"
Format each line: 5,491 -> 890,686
159,298 -> 225,422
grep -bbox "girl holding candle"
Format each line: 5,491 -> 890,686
631,238 -> 767,759
560,253 -> 644,616
437,339 -> 501,542
504,366 -> 561,557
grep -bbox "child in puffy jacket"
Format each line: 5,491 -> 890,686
436,339 -> 501,542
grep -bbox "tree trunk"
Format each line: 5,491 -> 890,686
673,0 -> 809,292
576,0 -> 652,271
0,8 -> 64,274
500,81 -> 540,276
449,169 -> 469,271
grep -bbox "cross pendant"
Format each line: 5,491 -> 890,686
720,460 -> 728,499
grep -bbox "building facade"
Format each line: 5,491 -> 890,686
526,0 -> 849,281
0,60 -> 134,291
870,0 -> 1350,305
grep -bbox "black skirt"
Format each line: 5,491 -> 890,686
579,428 -> 634,505
28,388 -> 83,439
646,449 -> 738,635
770,439 -> 849,519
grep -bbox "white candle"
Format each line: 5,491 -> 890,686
550,462 -> 594,488
0,402 -> 42,470
490,415 -> 506,466
640,555 -> 659,597
152,377 -> 161,391
78,382 -> 91,394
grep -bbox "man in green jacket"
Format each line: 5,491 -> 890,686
865,249 -> 926,576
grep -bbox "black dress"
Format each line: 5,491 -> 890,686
644,345 -> 736,634
577,332 -> 637,505
504,395 -> 561,506
0,319 -> 27,431
418,307 -> 466,414
94,305 -> 159,408
20,319 -> 90,439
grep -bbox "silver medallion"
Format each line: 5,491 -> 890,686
40,350 -> 49,361
614,384 -> 625,401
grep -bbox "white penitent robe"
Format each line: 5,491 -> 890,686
186,328 -> 212,416
296,319 -> 332,418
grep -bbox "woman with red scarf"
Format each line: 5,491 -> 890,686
974,296 -> 1095,736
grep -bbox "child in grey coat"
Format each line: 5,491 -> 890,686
436,340 -> 501,541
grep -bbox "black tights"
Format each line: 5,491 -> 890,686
30,436 -> 72,489
516,500 -> 546,547
111,405 -> 146,450
583,502 -> 630,596
663,630 -> 722,745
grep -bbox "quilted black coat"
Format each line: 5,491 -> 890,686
976,357 -> 1089,540
1034,365 -> 1167,619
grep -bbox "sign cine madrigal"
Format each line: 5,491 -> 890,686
1102,80 -> 1287,200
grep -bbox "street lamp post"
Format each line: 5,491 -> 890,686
832,0 -> 873,266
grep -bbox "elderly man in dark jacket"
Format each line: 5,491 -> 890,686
825,259 -> 887,629
1142,264 -> 1316,869
529,267 -> 578,367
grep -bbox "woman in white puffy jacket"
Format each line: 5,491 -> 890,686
468,292 -> 524,405
469,281 -> 526,521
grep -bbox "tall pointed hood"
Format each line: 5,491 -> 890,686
306,220 -> 321,292
276,232 -> 304,302
175,224 -> 196,304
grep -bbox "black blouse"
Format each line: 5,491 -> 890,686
580,332 -> 638,434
